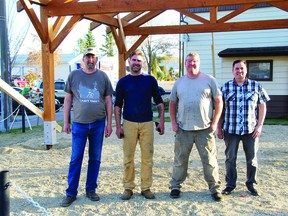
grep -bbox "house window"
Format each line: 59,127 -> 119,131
247,60 -> 273,81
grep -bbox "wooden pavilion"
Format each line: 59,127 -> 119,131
1,0 -> 287,148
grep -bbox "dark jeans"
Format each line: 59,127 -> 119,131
66,118 -> 105,197
223,132 -> 259,189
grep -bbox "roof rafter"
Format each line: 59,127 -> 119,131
124,19 -> 288,35
44,0 -> 284,16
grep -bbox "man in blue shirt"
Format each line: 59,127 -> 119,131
114,50 -> 164,200
217,60 -> 270,197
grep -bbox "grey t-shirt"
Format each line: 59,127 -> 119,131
170,73 -> 222,131
65,69 -> 113,123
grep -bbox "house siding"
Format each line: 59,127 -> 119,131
183,6 -> 288,118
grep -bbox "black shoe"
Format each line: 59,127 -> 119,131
222,187 -> 234,195
248,188 -> 259,196
141,189 -> 156,199
211,192 -> 223,202
170,189 -> 181,199
60,195 -> 76,207
86,191 -> 100,201
121,189 -> 133,200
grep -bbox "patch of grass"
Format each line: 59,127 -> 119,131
264,118 -> 288,125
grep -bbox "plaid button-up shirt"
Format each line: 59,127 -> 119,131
221,79 -> 270,135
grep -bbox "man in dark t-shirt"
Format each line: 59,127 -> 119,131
114,50 -> 164,200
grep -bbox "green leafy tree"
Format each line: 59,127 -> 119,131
100,33 -> 115,56
84,29 -> 96,48
74,28 -> 97,54
74,38 -> 86,54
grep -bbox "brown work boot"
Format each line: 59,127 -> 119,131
141,189 -> 155,199
120,189 -> 133,200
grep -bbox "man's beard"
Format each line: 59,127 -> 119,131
131,64 -> 141,73
87,63 -> 95,70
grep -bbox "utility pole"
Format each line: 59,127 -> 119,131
0,0 -> 10,132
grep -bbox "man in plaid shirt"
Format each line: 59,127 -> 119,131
217,60 -> 270,197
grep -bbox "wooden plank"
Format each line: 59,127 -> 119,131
176,9 -> 209,24
45,0 -> 286,16
117,16 -> 127,53
85,14 -> 119,27
125,11 -> 164,28
125,35 -> 149,60
217,3 -> 256,23
270,2 -> 288,12
51,15 -> 82,52
0,78 -> 44,119
124,19 -> 288,35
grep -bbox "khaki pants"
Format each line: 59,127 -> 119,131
122,120 -> 154,191
169,128 -> 221,194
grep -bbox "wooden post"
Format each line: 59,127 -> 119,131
41,7 -> 57,149
118,53 -> 126,79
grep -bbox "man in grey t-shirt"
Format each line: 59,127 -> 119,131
169,52 -> 223,202
60,47 -> 113,207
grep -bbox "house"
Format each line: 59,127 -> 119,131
181,5 -> 288,118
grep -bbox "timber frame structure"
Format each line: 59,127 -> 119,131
3,0 -> 287,148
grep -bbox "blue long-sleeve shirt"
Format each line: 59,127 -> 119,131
114,74 -> 163,122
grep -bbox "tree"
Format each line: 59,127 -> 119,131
100,32 -> 115,57
140,35 -> 177,75
74,28 -> 97,54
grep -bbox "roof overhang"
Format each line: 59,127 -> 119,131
218,46 -> 288,57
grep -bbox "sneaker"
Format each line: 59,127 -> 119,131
222,187 -> 234,195
121,189 -> 133,200
60,195 -> 76,207
248,188 -> 259,196
211,192 -> 223,202
170,189 -> 181,199
141,189 -> 155,199
86,191 -> 100,201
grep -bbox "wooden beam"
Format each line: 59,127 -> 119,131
124,19 -> 288,35
125,11 -> 164,28
210,6 -> 217,24
110,26 -> 125,53
217,3 -> 256,23
118,53 -> 126,79
176,9 -> 209,24
125,35 -> 149,60
0,78 -> 44,119
90,13 -> 118,30
19,0 -> 48,43
85,14 -> 119,27
122,12 -> 146,23
270,2 -> 288,12
40,6 -> 55,121
45,0 -> 286,16
117,15 -> 127,53
105,12 -> 145,34
50,15 -> 82,52
17,0 -> 50,12
48,16 -> 66,40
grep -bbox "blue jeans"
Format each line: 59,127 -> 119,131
66,118 -> 105,197
223,132 -> 259,190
